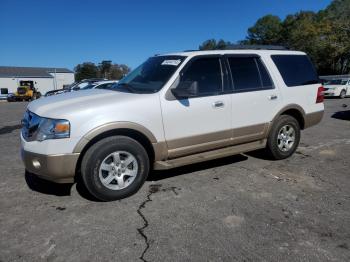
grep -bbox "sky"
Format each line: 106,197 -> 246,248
0,0 -> 331,70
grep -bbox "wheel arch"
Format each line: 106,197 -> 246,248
272,104 -> 306,130
73,122 -> 165,177
340,89 -> 346,98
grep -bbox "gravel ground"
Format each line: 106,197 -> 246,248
0,99 -> 349,262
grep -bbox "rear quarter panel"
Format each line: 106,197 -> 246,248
263,53 -> 324,116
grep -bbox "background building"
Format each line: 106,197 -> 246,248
0,66 -> 75,95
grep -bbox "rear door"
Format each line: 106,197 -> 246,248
226,55 -> 281,144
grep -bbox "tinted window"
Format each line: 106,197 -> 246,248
1,88 -> 8,95
180,57 -> 222,96
271,55 -> 319,87
256,59 -> 273,88
228,57 -> 273,91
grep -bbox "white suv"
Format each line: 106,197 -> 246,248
21,48 -> 324,201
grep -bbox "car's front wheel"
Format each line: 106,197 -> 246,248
81,136 -> 149,201
265,115 -> 300,160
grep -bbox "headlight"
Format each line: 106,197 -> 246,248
36,118 -> 70,141
22,110 -> 70,142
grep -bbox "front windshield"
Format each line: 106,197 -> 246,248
115,55 -> 186,93
326,79 -> 347,85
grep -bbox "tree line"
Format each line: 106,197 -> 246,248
75,60 -> 131,82
199,0 -> 350,75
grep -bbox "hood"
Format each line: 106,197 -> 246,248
27,89 -> 141,119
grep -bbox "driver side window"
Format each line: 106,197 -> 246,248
179,57 -> 223,96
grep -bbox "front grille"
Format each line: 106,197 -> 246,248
22,111 -> 41,141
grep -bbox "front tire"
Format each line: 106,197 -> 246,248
265,115 -> 300,160
81,136 -> 149,201
340,90 -> 346,99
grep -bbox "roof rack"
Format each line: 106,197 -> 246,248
224,45 -> 288,50
183,45 -> 289,52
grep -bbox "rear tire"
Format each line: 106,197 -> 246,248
81,136 -> 149,201
265,115 -> 300,160
340,90 -> 346,99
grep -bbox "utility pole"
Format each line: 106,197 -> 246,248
54,68 -> 58,90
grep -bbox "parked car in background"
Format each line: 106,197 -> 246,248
80,80 -> 119,90
45,78 -> 107,97
324,79 -> 350,98
21,47 -> 324,201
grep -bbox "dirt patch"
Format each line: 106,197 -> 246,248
223,215 -> 244,228
319,149 -> 336,156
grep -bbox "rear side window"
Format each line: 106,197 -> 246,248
228,57 -> 273,92
181,57 -> 222,96
271,55 -> 319,87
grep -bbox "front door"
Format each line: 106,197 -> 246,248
161,56 -> 232,159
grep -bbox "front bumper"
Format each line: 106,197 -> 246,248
21,149 -> 79,183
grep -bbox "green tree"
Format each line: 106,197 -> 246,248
216,39 -> 230,49
99,60 -> 112,79
74,62 -> 99,81
199,39 -> 231,50
246,15 -> 283,45
242,0 -> 350,74
322,0 -> 350,74
109,64 -> 131,80
199,39 -> 217,50
75,61 -> 131,81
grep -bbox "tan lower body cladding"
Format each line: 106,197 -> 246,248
304,110 -> 324,129
154,109 -> 324,162
154,139 -> 267,170
22,149 -> 79,183
165,123 -> 269,159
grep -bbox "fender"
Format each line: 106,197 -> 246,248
269,104 -> 306,133
73,121 -> 158,153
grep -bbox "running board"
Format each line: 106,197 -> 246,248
154,139 -> 266,170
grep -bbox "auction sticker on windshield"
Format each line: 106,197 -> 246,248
161,59 -> 182,66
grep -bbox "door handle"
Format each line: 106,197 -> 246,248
213,101 -> 224,108
268,94 -> 278,100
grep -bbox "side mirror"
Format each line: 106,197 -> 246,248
171,81 -> 198,99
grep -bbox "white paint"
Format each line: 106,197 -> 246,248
48,72 -> 75,90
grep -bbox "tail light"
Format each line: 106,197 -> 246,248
316,86 -> 325,103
